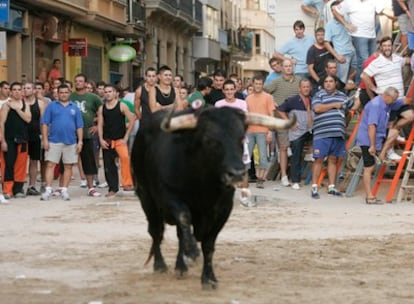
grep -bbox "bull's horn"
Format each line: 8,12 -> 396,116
161,113 -> 198,132
245,113 -> 296,130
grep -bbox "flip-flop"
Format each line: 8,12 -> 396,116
365,197 -> 383,205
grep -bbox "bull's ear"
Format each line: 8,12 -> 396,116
161,114 -> 198,132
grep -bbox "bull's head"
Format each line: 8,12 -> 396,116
161,107 -> 296,186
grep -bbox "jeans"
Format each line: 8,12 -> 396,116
352,36 -> 376,84
337,51 -> 357,84
290,132 -> 312,183
247,132 -> 268,169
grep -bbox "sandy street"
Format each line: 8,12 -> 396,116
1,179 -> 414,304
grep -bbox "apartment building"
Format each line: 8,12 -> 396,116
0,0 -> 147,86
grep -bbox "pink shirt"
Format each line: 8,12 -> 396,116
214,98 -> 247,112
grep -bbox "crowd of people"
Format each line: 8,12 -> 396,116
0,0 -> 413,206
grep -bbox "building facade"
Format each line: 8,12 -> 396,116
0,0 -> 145,87
240,0 -> 276,80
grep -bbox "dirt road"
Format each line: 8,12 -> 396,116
1,183 -> 414,303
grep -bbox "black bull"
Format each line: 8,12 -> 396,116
131,107 -> 295,289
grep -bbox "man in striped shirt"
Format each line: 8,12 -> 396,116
310,75 -> 350,199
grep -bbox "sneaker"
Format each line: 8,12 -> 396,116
26,186 -> 40,196
311,187 -> 320,199
40,192 -> 50,201
97,182 -> 108,188
3,193 -> 11,200
80,179 -> 87,188
93,179 -> 100,187
291,183 -> 300,190
386,149 -> 402,161
256,179 -> 264,189
328,187 -> 343,197
105,191 -> 117,197
61,191 -> 70,201
52,188 -> 62,197
88,188 -> 101,197
14,192 -> 26,198
304,153 -> 314,162
0,194 -> 9,204
281,175 -> 290,187
239,196 -> 257,207
397,135 -> 406,143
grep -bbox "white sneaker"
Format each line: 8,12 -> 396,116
281,175 -> 290,187
98,182 -> 108,188
0,194 -> 9,204
304,153 -> 314,162
291,183 -> 300,190
239,188 -> 256,207
40,192 -> 50,201
386,149 -> 402,161
397,135 -> 406,143
80,179 -> 87,188
61,191 -> 70,201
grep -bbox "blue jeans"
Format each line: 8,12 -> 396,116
352,36 -> 376,84
290,132 -> 312,183
337,51 -> 357,84
247,133 -> 268,169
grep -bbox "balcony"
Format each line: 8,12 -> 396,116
241,9 -> 275,34
219,29 -> 228,52
129,0 -> 146,26
193,36 -> 221,62
227,28 -> 253,61
17,0 -> 129,33
146,0 -> 201,32
195,1 -> 202,23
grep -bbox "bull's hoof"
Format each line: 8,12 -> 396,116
154,262 -> 168,273
175,268 -> 189,279
184,237 -> 200,261
202,280 -> 218,290
184,254 -> 198,267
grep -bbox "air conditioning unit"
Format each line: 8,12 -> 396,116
134,18 -> 145,26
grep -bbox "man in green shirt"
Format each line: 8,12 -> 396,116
185,77 -> 213,109
70,73 -> 103,197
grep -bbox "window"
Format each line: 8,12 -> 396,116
206,6 -> 218,40
255,33 -> 260,54
81,46 -> 102,82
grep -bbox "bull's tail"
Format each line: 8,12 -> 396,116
144,242 -> 154,266
144,246 -> 154,266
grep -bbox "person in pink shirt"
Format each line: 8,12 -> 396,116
47,59 -> 62,83
215,80 -> 252,207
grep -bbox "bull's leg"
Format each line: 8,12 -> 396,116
175,227 -> 188,277
201,237 -> 218,290
170,202 -> 199,260
146,214 -> 168,273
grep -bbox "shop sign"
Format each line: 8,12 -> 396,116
0,0 -> 9,23
107,44 -> 136,62
68,38 -> 88,57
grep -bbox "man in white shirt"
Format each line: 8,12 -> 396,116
333,0 -> 386,83
361,36 -> 414,161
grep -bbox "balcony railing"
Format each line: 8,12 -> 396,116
195,0 -> 202,23
178,0 -> 193,17
130,0 -> 145,23
163,0 -> 178,9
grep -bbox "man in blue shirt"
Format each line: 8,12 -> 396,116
264,58 -> 282,86
356,87 -> 406,204
273,20 -> 315,77
40,84 -> 84,201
